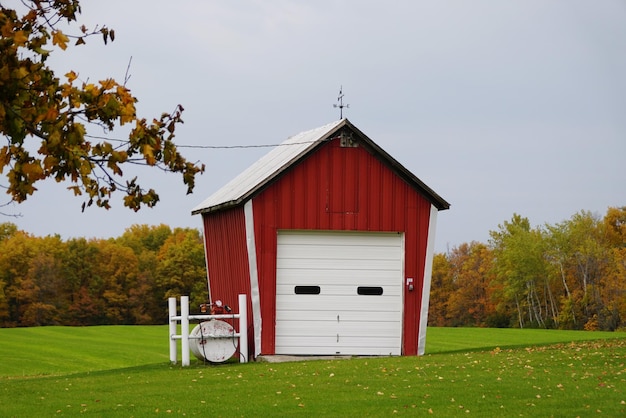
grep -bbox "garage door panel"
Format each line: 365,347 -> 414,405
275,338 -> 401,356
275,231 -> 403,356
276,296 -> 401,312
275,310 -> 402,323
276,270 -> 400,285
275,322 -> 401,337
278,244 -> 401,261
277,317 -> 401,331
278,231 -> 402,246
275,336 -> 341,348
277,258 -> 401,271
276,284 -> 402,297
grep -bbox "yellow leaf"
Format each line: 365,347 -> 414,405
52,30 -> 69,50
83,83 -> 98,96
143,144 -> 156,165
13,30 -> 28,47
99,78 -> 116,90
43,155 -> 59,171
65,71 -> 78,83
120,103 -> 136,125
21,161 -> 44,180
0,146 -> 9,173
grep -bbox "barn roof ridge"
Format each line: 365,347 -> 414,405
191,119 -> 449,215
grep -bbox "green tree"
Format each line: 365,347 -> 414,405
0,1 -> 204,211
553,211 -> 609,329
490,214 -> 556,328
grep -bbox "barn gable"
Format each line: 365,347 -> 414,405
192,119 -> 449,359
192,119 -> 448,215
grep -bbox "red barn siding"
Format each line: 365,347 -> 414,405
202,206 -> 254,349
251,137 -> 432,355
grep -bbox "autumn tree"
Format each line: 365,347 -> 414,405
602,207 -> 626,329
155,228 -> 207,310
63,237 -> 103,325
0,1 -> 204,211
445,242 -> 497,327
20,234 -> 67,325
90,240 -> 139,324
427,253 -> 454,326
116,224 -> 174,323
0,229 -> 36,326
0,221 -> 17,240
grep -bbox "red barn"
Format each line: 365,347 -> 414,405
192,119 -> 449,359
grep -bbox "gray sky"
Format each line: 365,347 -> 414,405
7,0 -> 626,253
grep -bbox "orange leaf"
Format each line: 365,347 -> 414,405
13,30 -> 28,47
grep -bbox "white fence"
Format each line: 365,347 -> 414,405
168,294 -> 248,366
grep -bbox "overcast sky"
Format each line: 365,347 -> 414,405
7,0 -> 626,253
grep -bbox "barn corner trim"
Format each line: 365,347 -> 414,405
418,204 -> 439,355
244,200 -> 262,357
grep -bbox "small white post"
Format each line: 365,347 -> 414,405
168,297 -> 177,364
238,294 -> 248,363
181,295 -> 190,367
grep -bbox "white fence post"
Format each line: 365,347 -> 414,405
238,293 -> 248,363
168,297 -> 177,364
180,295 -> 190,367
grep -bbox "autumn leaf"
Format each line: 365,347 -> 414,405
99,79 -> 116,90
65,71 -> 78,83
67,185 -> 82,196
52,30 -> 70,50
0,146 -> 10,172
13,30 -> 28,47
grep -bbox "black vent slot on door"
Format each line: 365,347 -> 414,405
357,286 -> 383,296
294,286 -> 321,295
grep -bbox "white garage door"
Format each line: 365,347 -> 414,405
275,231 -> 404,355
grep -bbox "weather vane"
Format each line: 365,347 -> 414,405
333,86 -> 349,119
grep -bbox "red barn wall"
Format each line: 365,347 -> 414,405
201,206 -> 254,351
251,137 -> 432,355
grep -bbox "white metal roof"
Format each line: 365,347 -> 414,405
191,119 -> 345,215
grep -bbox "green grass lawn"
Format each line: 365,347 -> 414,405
0,326 -> 624,416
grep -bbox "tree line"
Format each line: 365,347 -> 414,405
428,207 -> 626,331
0,224 -> 208,327
1,206 -> 624,330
